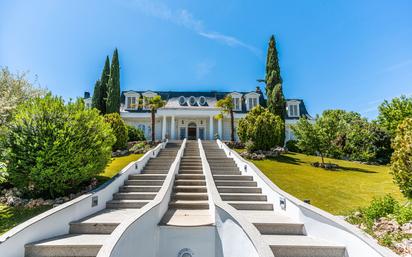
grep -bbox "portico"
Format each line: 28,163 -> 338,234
158,109 -> 224,140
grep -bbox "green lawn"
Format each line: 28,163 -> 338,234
96,153 -> 143,183
250,152 -> 404,215
0,153 -> 143,235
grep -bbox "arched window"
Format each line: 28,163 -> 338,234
198,96 -> 207,106
188,96 -> 197,106
178,96 -> 186,105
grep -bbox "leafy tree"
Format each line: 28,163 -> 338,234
238,105 -> 283,151
378,95 -> 412,137
99,56 -> 111,114
391,118 -> 412,198
106,49 -> 120,114
91,80 -> 101,110
216,95 -> 236,142
293,110 -> 393,164
0,67 -> 47,125
4,94 -> 115,198
265,35 -> 282,96
144,95 -> 166,142
292,118 -> 329,165
264,35 -> 286,143
104,113 -> 128,150
127,125 -> 145,141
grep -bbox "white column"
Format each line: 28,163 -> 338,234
209,116 -> 214,140
171,116 -> 175,140
162,115 -> 167,140
218,118 -> 223,140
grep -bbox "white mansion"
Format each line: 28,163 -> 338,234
84,87 -> 312,142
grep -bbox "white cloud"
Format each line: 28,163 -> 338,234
383,59 -> 412,72
195,60 -> 215,79
131,0 -> 261,56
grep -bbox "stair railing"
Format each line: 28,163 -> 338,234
198,139 -> 273,257
217,139 -> 398,257
97,138 -> 187,257
0,141 -> 167,257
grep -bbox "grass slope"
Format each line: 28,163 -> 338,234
251,152 -> 404,215
0,153 -> 143,235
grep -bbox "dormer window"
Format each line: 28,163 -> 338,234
142,91 -> 157,110
127,96 -> 137,109
229,92 -> 242,111
198,96 -> 207,106
245,92 -> 260,111
233,97 -> 241,111
188,96 -> 197,106
179,96 -> 186,105
288,104 -> 299,117
248,98 -> 258,110
124,91 -> 140,110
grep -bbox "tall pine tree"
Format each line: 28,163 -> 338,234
106,49 -> 120,114
265,35 -> 286,145
99,56 -> 111,114
91,80 -> 101,110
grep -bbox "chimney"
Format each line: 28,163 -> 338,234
84,91 -> 91,99
255,86 -> 262,95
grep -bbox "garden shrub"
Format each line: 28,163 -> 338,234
238,105 -> 283,151
285,140 -> 301,152
104,113 -> 128,150
395,205 -> 412,225
391,118 -> 412,198
363,195 -> 399,221
127,125 -> 145,142
129,142 -> 151,154
4,94 -> 115,198
0,162 -> 7,185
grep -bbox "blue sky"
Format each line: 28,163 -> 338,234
1,0 -> 411,119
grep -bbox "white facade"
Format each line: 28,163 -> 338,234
84,90 -> 311,142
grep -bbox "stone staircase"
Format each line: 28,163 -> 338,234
202,141 -> 346,257
24,142 -> 180,257
160,141 -> 212,226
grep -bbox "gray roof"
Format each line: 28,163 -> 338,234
120,90 -> 311,119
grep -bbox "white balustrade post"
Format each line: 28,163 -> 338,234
218,118 -> 223,140
162,115 -> 167,140
171,115 -> 175,140
209,115 -> 214,140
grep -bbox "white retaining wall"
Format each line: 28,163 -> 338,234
216,139 -> 399,257
98,139 -> 187,257
0,142 -> 166,257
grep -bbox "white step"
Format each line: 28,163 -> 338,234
262,235 -> 346,257
169,200 -> 209,209
228,201 -> 273,210
113,192 -> 156,200
106,200 -> 148,209
25,234 -> 109,257
125,180 -> 164,186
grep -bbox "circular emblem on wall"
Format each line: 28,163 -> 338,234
177,248 -> 194,257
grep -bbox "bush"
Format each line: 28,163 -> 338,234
4,94 -> 115,198
238,105 -> 283,151
391,118 -> 412,198
395,205 -> 412,225
129,141 -> 151,154
104,113 -> 128,150
0,162 -> 7,184
285,140 -> 301,152
127,125 -> 145,142
363,195 -> 399,221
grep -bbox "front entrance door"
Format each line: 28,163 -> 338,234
187,122 -> 197,140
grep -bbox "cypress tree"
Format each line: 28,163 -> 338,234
99,56 -> 111,114
91,80 -> 101,110
106,49 -> 120,114
265,35 -> 286,145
